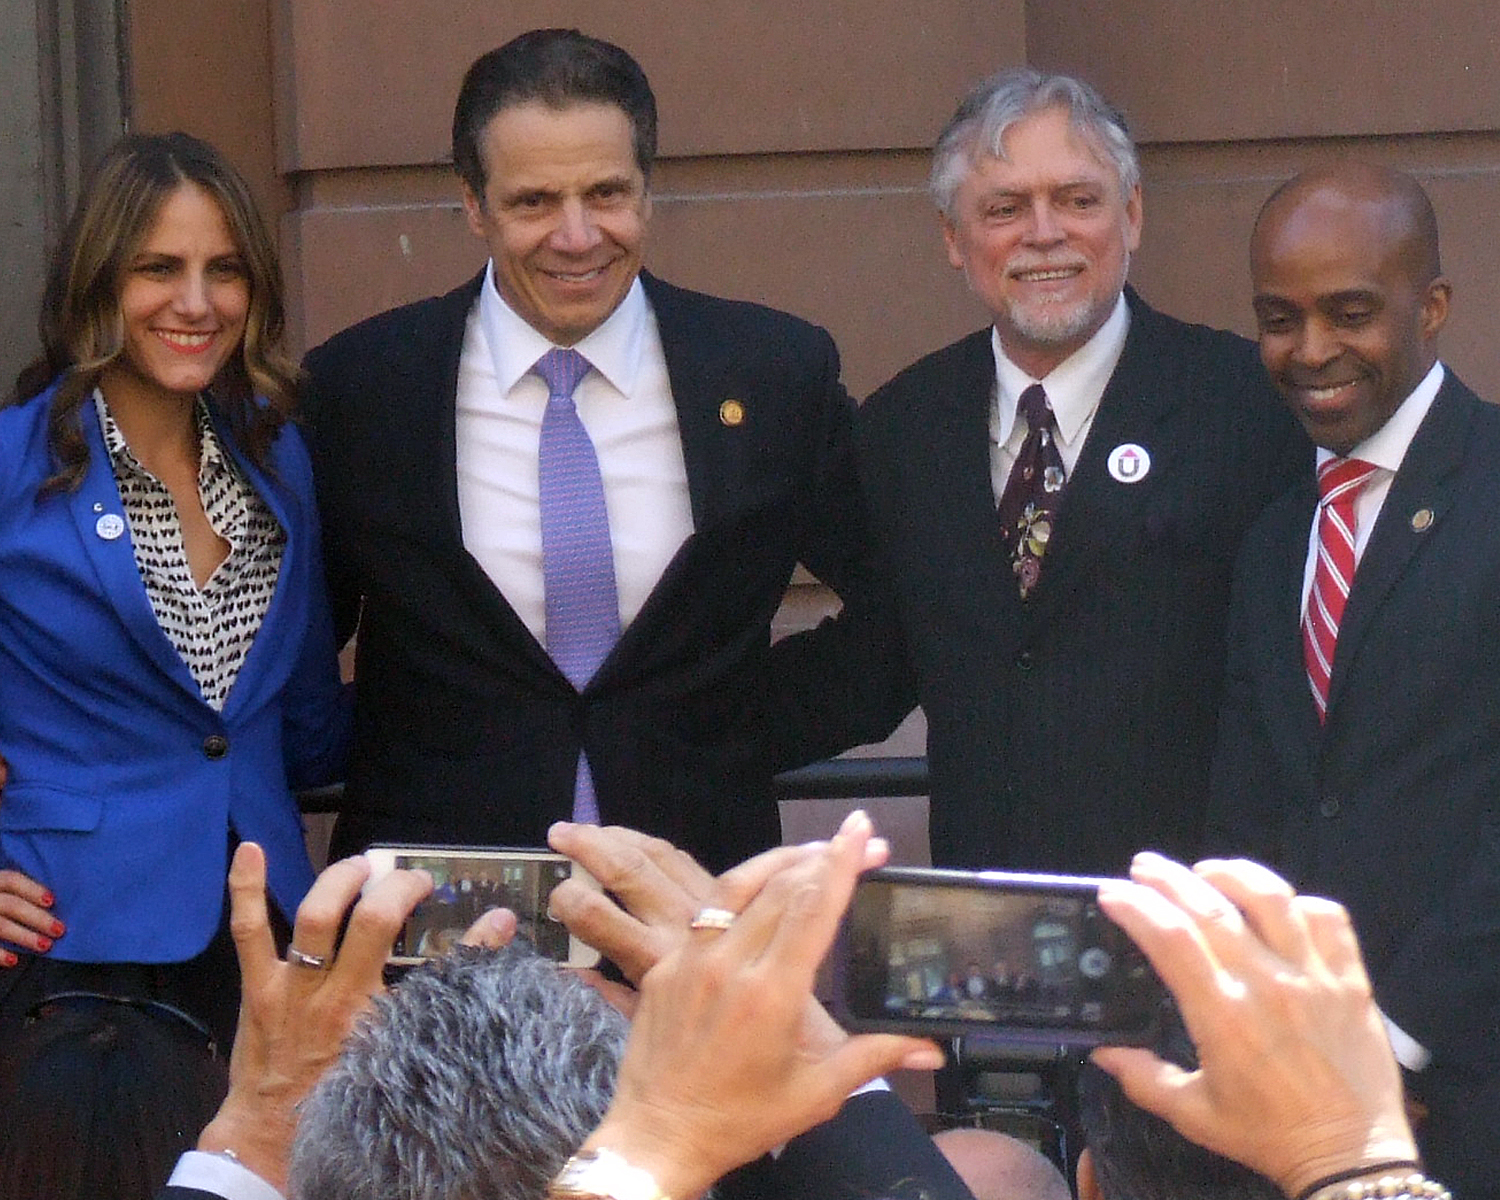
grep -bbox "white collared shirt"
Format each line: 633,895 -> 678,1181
168,1151 -> 285,1200
1299,361 -> 1445,613
988,294 -> 1132,500
455,265 -> 694,645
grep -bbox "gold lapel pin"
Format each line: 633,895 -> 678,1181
719,399 -> 746,427
1410,508 -> 1434,532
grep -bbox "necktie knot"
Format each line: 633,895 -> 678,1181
534,348 -> 591,401
1316,456 -> 1378,506
1017,383 -> 1052,432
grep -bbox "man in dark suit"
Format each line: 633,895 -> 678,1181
301,30 -> 879,871
838,69 -> 1307,873
1206,162 -> 1500,1198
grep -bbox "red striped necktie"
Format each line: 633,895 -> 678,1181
1303,456 -> 1378,722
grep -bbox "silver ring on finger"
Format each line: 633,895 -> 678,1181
287,945 -> 332,970
689,906 -> 737,932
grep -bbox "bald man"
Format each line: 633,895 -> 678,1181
1207,162 -> 1500,1198
933,1128 -> 1070,1200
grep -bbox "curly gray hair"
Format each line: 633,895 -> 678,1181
289,942 -> 627,1200
930,68 -> 1139,217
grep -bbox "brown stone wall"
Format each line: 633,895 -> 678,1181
125,1 -> 1500,398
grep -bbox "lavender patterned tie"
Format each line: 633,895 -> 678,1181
535,347 -> 618,823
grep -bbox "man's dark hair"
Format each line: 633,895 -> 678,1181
1078,1016 -> 1282,1200
451,28 -> 658,199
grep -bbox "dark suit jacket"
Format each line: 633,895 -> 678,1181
1206,372 -> 1500,1191
849,289 -> 1309,874
302,271 -> 873,871
723,1090 -> 976,1200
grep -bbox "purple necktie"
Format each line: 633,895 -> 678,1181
535,347 -> 618,823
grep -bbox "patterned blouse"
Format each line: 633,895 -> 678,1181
96,393 -> 284,711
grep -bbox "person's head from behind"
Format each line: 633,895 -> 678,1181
0,992 -> 227,1200
452,29 -> 657,347
933,1126 -> 1071,1200
930,68 -> 1142,380
18,131 -> 298,488
1250,161 -> 1449,456
1077,1017 -> 1282,1200
289,941 -> 627,1200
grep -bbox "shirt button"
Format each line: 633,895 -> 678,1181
203,734 -> 229,760
1319,797 -> 1340,818
1015,650 -> 1034,671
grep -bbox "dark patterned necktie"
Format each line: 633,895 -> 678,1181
995,383 -> 1067,599
535,347 -> 616,822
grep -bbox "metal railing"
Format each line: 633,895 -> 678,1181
300,756 -> 931,814
773,755 -> 929,800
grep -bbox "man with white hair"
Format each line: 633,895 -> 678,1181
826,68 -> 1308,874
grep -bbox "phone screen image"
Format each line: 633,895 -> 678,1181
840,869 -> 1165,1046
391,851 -> 575,962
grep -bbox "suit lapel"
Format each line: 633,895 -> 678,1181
918,332 -> 1023,607
217,419 -> 296,718
422,274 -> 561,679
644,273 -> 755,534
69,404 -> 200,695
1260,481 -> 1324,778
1327,376 -> 1473,713
1027,292 -> 1191,611
405,273 -> 480,550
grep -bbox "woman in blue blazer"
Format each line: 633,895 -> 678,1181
0,133 -> 349,1043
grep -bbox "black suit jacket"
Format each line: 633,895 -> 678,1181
1206,373 -> 1500,1189
302,272 -> 874,871
850,290 -> 1309,873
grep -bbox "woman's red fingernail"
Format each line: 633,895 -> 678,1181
1,952 -> 16,968
35,937 -> 51,953
50,921 -> 64,937
41,892 -> 55,907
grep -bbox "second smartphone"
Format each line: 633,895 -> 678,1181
365,844 -> 600,968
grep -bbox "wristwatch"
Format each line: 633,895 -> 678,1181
548,1148 -> 672,1200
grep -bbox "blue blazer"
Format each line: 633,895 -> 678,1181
0,382 -> 349,963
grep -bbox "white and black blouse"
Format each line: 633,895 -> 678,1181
96,393 -> 284,711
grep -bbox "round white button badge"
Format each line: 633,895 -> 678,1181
95,513 -> 125,540
1107,443 -> 1151,484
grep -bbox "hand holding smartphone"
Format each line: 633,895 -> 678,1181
364,845 -> 600,968
836,866 -> 1169,1048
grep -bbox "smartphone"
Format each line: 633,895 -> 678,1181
836,866 -> 1168,1047
364,844 -> 600,968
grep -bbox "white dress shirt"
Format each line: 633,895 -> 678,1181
988,294 -> 1131,500
455,265 -> 694,646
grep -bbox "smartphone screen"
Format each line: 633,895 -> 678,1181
838,867 -> 1166,1046
364,845 -> 599,967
